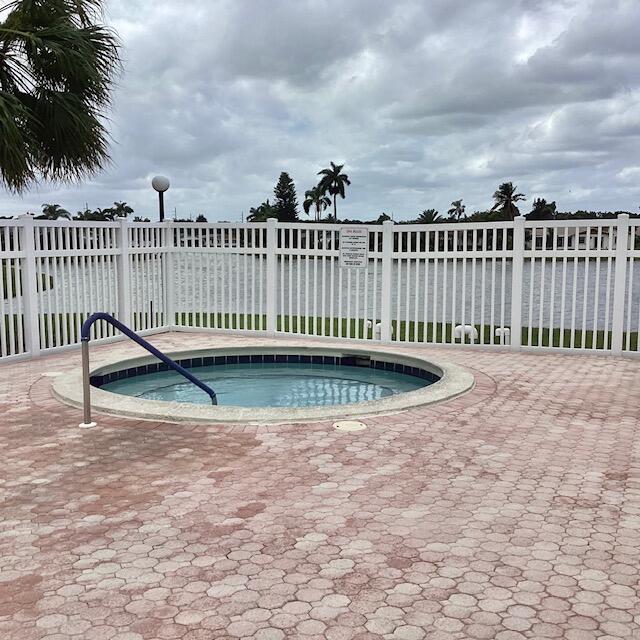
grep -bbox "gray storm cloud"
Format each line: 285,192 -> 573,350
1,0 -> 639,219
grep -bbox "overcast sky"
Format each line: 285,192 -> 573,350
2,0 -> 640,220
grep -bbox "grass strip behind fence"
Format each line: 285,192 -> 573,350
1,312 -> 637,355
175,312 -> 637,351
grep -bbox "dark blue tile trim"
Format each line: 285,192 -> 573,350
92,352 -> 441,388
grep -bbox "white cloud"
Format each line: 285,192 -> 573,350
617,166 -> 640,183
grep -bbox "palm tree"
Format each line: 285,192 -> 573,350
100,201 -> 133,220
37,203 -> 70,220
247,200 -> 277,222
0,0 -> 121,193
416,209 -> 441,224
317,162 -> 351,219
447,199 -> 465,220
303,187 -> 331,222
110,201 -> 133,218
491,182 -> 526,220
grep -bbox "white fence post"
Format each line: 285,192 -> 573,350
18,215 -> 40,358
510,217 -> 525,350
265,218 -> 278,334
163,221 -> 176,329
117,218 -> 132,327
611,213 -> 630,356
380,220 -> 394,342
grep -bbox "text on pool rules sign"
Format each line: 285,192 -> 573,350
339,227 -> 369,268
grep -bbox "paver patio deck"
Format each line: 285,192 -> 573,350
0,332 -> 639,640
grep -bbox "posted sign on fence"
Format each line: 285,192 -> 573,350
339,227 -> 369,268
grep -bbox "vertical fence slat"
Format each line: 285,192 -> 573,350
611,214 -> 630,355
117,218 -> 132,328
510,217 -> 525,350
265,218 -> 277,335
19,217 -> 39,357
379,220 -> 393,341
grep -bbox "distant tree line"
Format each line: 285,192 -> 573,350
27,202 -> 152,222
4,178 -> 639,226
1,204 -> 216,222
337,182 -> 640,225
246,174 -> 639,225
412,183 -> 640,224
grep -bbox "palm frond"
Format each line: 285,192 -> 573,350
3,0 -> 104,26
27,88 -> 110,182
0,91 -> 38,191
0,0 -> 120,192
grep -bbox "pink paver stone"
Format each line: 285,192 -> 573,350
0,332 -> 638,639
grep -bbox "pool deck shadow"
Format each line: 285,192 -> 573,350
0,331 -> 638,639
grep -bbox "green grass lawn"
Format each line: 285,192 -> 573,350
2,312 -> 637,355
174,312 -> 636,351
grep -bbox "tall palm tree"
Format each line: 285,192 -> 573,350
317,162 -> 351,219
0,0 -> 121,193
303,187 -> 331,222
416,209 -> 441,224
38,203 -> 70,220
491,182 -> 526,220
447,199 -> 465,220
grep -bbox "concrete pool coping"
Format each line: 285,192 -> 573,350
52,344 -> 475,424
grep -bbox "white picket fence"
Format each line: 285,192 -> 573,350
1,215 -> 639,362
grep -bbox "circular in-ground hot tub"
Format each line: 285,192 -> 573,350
53,345 -> 474,424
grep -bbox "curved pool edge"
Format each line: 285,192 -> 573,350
52,345 -> 475,425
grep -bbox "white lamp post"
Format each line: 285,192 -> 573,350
151,175 -> 170,222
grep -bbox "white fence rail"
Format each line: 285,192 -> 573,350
1,215 -> 639,362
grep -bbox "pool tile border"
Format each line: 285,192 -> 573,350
90,353 -> 440,388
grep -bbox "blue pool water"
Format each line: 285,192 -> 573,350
102,363 -> 431,408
